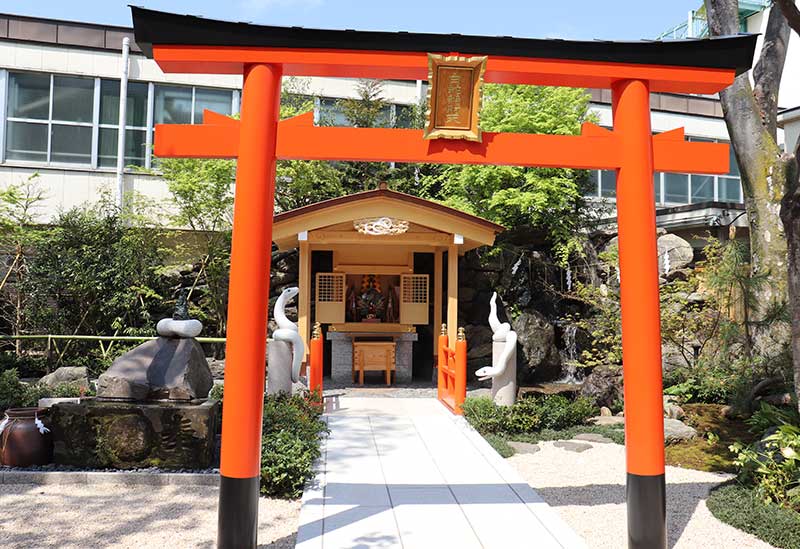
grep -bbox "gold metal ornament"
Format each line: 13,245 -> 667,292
424,53 -> 487,142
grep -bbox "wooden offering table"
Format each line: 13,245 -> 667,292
327,323 -> 417,384
353,341 -> 396,385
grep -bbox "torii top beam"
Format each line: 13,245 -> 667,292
131,6 -> 756,95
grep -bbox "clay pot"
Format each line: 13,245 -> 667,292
0,407 -> 53,467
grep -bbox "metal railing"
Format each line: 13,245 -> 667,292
0,334 -> 226,364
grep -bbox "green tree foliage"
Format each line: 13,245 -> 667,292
22,201 -> 168,341
328,79 -> 393,192
0,173 -> 46,350
418,85 -> 593,262
275,79 -> 344,211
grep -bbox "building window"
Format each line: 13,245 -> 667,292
664,173 -> 689,203
690,174 -> 715,203
155,84 -> 233,125
5,72 -> 94,165
600,170 -> 616,198
98,80 -> 149,168
3,71 -> 237,169
317,97 -> 409,128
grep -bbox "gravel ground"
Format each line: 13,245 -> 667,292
509,440 -> 775,549
0,483 -> 299,548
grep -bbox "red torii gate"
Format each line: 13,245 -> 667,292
131,8 -> 756,549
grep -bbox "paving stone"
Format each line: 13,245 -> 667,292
573,433 -> 615,444
553,441 -> 592,453
508,441 -> 541,454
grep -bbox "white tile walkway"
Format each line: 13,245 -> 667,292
295,397 -> 587,549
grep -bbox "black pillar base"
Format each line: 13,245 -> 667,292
218,475 -> 260,549
627,472 -> 666,549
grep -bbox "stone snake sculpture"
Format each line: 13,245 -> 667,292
273,287 -> 305,383
475,292 -> 517,381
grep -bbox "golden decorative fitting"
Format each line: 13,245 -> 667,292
457,327 -> 466,341
441,323 -> 447,336
312,322 -> 322,338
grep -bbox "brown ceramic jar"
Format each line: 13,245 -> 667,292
0,407 -> 53,467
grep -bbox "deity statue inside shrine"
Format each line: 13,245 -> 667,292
357,274 -> 386,322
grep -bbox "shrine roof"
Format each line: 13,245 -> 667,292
131,6 -> 756,76
271,187 -> 504,251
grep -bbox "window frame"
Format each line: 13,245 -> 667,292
3,70 -> 237,172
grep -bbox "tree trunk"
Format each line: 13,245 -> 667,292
706,0 -> 790,311
780,139 -> 800,415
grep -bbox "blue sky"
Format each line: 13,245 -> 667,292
3,1 -> 704,41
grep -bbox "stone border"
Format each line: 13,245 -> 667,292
0,470 -> 219,487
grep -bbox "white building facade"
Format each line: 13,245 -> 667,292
3,8 -> 794,240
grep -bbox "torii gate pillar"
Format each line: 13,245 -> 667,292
216,63 -> 282,549
613,78 -> 666,549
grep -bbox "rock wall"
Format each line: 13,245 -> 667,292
265,228 -> 697,393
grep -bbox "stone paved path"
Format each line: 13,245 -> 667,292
296,397 -> 587,549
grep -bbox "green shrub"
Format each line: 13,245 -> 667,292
259,392 -> 327,499
484,434 -> 514,458
503,397 -> 541,434
0,369 -> 29,412
707,483 -> 800,549
462,394 -> 596,436
747,402 -> 800,434
461,396 -> 508,434
534,394 -> 597,430
731,424 -> 800,510
208,383 -> 224,401
0,353 -> 49,377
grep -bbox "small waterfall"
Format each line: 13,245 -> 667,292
557,324 -> 583,384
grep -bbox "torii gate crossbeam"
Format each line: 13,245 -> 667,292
131,7 -> 757,549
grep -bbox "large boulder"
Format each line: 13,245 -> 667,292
664,418 -> 698,442
97,337 -> 213,401
49,399 -> 219,469
511,310 -> 561,382
657,233 -> 694,276
580,364 -> 623,408
39,366 -> 89,390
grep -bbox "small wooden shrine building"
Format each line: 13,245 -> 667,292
272,184 -> 503,383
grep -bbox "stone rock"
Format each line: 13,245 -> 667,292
511,311 -> 561,382
721,405 -> 736,419
573,433 -> 614,444
207,358 -> 225,379
664,418 -> 697,443
271,269 -> 298,286
664,403 -> 685,420
600,406 -> 612,417
156,318 -> 203,338
589,416 -> 625,426
657,233 -> 694,276
553,441 -> 592,452
464,324 -> 492,348
467,343 -> 494,360
579,364 -> 623,408
616,411 -> 624,416
97,337 -> 213,401
38,367 -> 89,389
508,441 -> 541,455
49,399 -> 220,469
459,287 -> 477,303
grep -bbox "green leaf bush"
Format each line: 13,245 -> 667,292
0,368 -> 90,413
462,394 -> 597,437
259,391 -> 327,499
731,423 -> 800,510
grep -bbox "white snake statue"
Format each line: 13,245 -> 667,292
273,287 -> 305,383
475,292 -> 518,381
